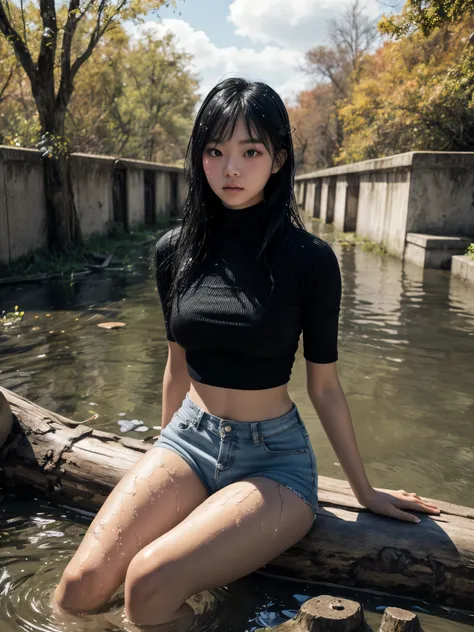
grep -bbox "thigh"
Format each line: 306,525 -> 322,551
128,476 -> 314,597
64,447 -> 209,586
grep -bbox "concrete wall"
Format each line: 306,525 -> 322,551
357,170 -> 411,256
295,152 -> 474,259
155,170 -> 172,217
178,172 -> 187,210
71,154 -> 114,238
407,153 -> 474,237
452,255 -> 474,283
0,146 -> 186,265
333,174 -> 358,232
304,182 -> 317,216
127,166 -> 145,228
0,147 -> 47,265
320,179 -> 329,223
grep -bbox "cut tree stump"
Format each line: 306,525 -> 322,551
257,596 -> 367,631
379,608 -> 422,631
1,386 -> 474,611
255,598 -> 422,632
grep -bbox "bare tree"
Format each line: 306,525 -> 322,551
327,0 -> 380,75
0,0 -> 170,253
299,0 -> 380,153
302,0 -> 379,98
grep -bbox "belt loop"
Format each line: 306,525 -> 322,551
194,409 -> 204,429
250,422 -> 260,446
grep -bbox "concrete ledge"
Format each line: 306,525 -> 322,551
451,255 -> 474,284
406,233 -> 472,249
404,233 -> 472,269
295,151 -> 474,180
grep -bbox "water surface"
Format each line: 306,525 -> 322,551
1,223 -> 473,631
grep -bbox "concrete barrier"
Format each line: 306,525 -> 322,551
452,255 -> 474,283
0,146 -> 186,266
405,234 -> 471,269
295,152 -> 474,268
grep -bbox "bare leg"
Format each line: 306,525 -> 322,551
123,477 -> 314,626
52,447 -> 209,613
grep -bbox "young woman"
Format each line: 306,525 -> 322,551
53,77 -> 440,627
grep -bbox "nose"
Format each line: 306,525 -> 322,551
223,158 -> 240,177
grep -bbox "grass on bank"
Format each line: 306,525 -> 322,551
466,243 -> 474,261
0,219 -> 176,282
308,218 -> 388,256
339,233 -> 387,255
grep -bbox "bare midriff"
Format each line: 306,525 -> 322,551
189,380 -> 293,422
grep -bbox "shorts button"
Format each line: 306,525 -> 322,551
224,425 -> 232,432
217,463 -> 224,470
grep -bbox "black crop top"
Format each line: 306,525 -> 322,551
154,200 -> 342,390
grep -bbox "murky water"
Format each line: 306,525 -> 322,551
1,221 -> 474,631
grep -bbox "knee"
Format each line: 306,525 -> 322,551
54,566 -> 112,613
124,552 -> 179,614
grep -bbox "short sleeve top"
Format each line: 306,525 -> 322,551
155,200 -> 342,390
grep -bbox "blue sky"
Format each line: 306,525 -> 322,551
125,0 -> 389,108
158,1 -> 239,48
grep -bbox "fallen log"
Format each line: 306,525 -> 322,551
1,386 -> 473,611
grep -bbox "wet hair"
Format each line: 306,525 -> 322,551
164,76 -> 305,301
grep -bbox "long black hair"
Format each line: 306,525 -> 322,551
166,76 -> 305,302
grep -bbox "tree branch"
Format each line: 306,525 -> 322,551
38,0 -> 58,98
0,0 -> 37,84
0,60 -> 15,104
69,0 -> 127,85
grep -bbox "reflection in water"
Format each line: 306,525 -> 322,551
1,231 -> 474,631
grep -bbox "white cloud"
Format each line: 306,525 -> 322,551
123,0 -> 385,108
228,0 -> 383,50
124,19 -> 308,105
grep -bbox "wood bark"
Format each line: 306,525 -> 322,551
43,149 -> 82,251
258,596 -> 367,631
379,608 -> 422,632
1,386 -> 474,611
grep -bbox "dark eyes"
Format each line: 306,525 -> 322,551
206,148 -> 261,158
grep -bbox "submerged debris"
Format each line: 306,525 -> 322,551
117,419 -> 148,433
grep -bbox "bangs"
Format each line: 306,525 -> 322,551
170,77 -> 303,304
202,99 -> 272,156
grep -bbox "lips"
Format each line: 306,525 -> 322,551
223,186 -> 243,190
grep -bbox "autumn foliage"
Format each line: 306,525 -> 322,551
288,1 -> 474,172
0,5 -> 199,166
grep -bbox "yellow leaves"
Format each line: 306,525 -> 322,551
378,0 -> 474,39
1,305 -> 25,326
337,13 -> 474,162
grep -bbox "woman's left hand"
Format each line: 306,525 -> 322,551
358,488 -> 441,523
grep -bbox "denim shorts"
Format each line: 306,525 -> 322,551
154,393 -> 318,522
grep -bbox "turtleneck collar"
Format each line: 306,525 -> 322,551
212,199 -> 267,236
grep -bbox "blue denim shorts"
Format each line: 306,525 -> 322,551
154,393 -> 318,522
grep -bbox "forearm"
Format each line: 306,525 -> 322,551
308,385 -> 373,503
161,361 -> 190,429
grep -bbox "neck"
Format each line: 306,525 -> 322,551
213,199 -> 267,236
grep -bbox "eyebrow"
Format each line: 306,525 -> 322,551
208,138 -> 264,145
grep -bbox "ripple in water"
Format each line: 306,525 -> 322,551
0,499 -> 234,632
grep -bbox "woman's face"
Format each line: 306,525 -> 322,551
202,114 -> 285,210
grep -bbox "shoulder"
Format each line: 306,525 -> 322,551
155,225 -> 182,262
284,225 -> 340,273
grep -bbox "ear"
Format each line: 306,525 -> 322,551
272,149 -> 287,174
